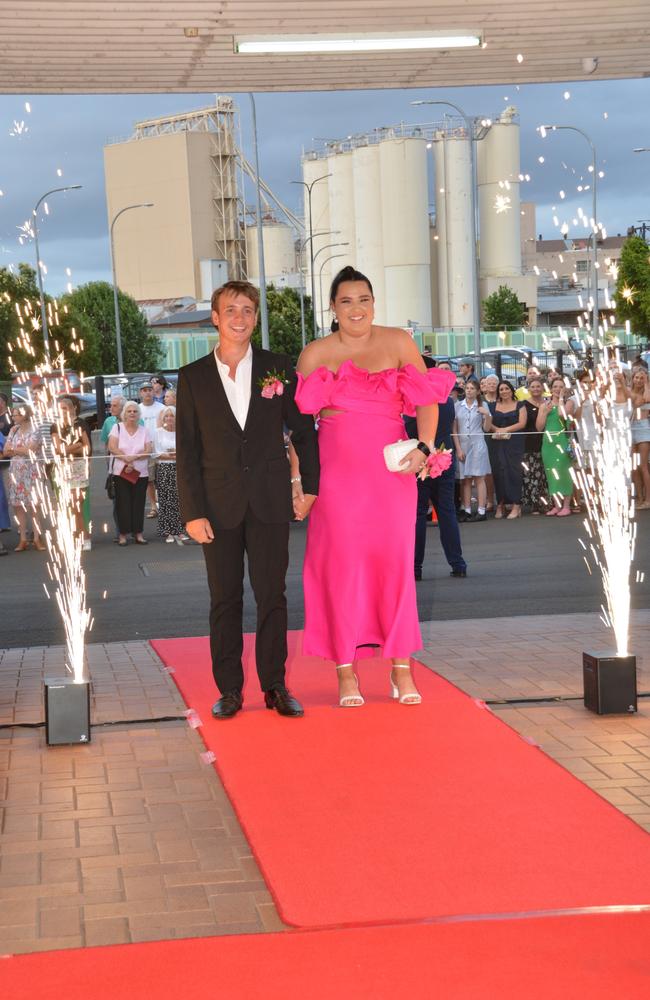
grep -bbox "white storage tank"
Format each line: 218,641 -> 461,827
245,223 -> 296,281
432,136 -> 449,328
324,150 -> 356,327
443,134 -> 475,329
379,137 -> 432,328
477,107 -> 522,277
352,143 -> 386,323
302,155 -> 332,329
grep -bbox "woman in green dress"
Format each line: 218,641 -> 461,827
536,377 -> 576,516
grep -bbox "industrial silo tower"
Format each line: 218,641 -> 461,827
104,98 -> 248,303
302,129 -> 431,329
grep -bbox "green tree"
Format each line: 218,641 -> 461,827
0,263 -> 100,378
482,284 -> 527,330
251,284 -> 314,362
59,281 -> 163,374
615,236 -> 650,339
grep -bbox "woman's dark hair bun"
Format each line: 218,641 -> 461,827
329,266 -> 374,304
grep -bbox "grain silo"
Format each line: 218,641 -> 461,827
477,107 -> 522,277
432,135 -> 449,328
352,143 -> 386,323
245,221 -> 296,283
379,137 -> 431,328
437,130 -> 475,329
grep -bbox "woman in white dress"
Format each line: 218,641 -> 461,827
453,379 -> 491,522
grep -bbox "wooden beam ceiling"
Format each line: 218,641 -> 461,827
1,1 -> 648,93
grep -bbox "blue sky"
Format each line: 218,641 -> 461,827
0,78 -> 648,295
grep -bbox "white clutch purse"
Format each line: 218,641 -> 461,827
383,438 -> 419,472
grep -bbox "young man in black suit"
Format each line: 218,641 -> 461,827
176,281 -> 319,720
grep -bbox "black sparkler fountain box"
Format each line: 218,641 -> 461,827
583,651 -> 637,715
44,677 -> 91,745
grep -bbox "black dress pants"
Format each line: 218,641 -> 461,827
113,475 -> 148,536
202,505 -> 290,695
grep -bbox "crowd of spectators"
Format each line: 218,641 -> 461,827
0,355 -> 648,567
438,355 -> 650,525
0,374 -> 184,556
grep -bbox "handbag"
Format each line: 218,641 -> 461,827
105,474 -> 115,499
383,439 -> 419,472
119,466 -> 140,485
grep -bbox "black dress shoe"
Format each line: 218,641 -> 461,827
211,690 -> 243,720
450,568 -> 467,578
264,686 -> 304,717
472,512 -> 487,522
414,568 -> 422,581
456,510 -> 468,522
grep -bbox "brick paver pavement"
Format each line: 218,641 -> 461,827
1,612 -> 649,954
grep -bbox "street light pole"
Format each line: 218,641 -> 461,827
110,202 -> 154,374
312,241 -> 350,332
541,124 -> 599,337
412,100 -> 481,361
318,253 -> 346,331
31,185 -> 82,360
291,174 -> 331,339
248,94 -> 269,349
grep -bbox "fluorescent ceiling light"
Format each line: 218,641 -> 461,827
234,32 -> 482,55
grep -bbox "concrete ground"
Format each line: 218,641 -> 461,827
1,610 -> 649,954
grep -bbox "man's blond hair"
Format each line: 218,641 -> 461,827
211,281 -> 260,313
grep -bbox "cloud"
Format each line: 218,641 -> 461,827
0,78 -> 647,293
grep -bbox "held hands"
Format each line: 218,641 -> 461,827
292,479 -> 316,521
185,517 -> 215,544
293,494 -> 317,521
456,448 -> 466,463
398,448 -> 427,476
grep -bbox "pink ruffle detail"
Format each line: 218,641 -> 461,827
397,365 -> 456,416
295,366 -> 335,414
295,361 -> 455,416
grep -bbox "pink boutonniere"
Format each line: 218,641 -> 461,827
259,370 -> 289,399
419,444 -> 453,481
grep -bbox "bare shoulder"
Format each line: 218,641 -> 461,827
297,336 -> 336,376
376,326 -> 425,370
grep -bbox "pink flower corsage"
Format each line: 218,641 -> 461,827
259,370 -> 289,399
419,445 -> 453,480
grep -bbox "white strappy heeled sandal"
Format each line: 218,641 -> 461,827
336,664 -> 364,707
390,665 -> 422,705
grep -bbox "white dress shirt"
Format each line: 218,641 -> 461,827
214,344 -> 252,430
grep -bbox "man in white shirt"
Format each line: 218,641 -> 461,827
139,381 -> 164,516
176,280 -> 320,720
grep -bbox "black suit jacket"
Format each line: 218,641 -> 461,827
176,347 -> 319,530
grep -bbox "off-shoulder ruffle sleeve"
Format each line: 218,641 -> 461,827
295,366 -> 335,415
397,364 -> 456,416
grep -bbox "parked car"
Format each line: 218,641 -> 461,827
13,369 -> 81,393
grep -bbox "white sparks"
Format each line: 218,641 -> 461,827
516,53 -> 524,63
563,91 -> 571,100
573,374 -> 635,656
538,155 -> 545,164
495,194 -> 511,214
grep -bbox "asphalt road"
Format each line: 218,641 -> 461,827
2,455 -> 649,649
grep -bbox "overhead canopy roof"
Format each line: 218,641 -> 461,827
2,1 -> 649,94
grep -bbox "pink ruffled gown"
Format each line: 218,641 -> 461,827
295,361 -> 455,664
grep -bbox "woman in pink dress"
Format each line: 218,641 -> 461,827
294,267 -> 455,707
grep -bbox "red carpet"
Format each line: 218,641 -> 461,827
151,633 -> 650,929
3,913 -> 650,999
